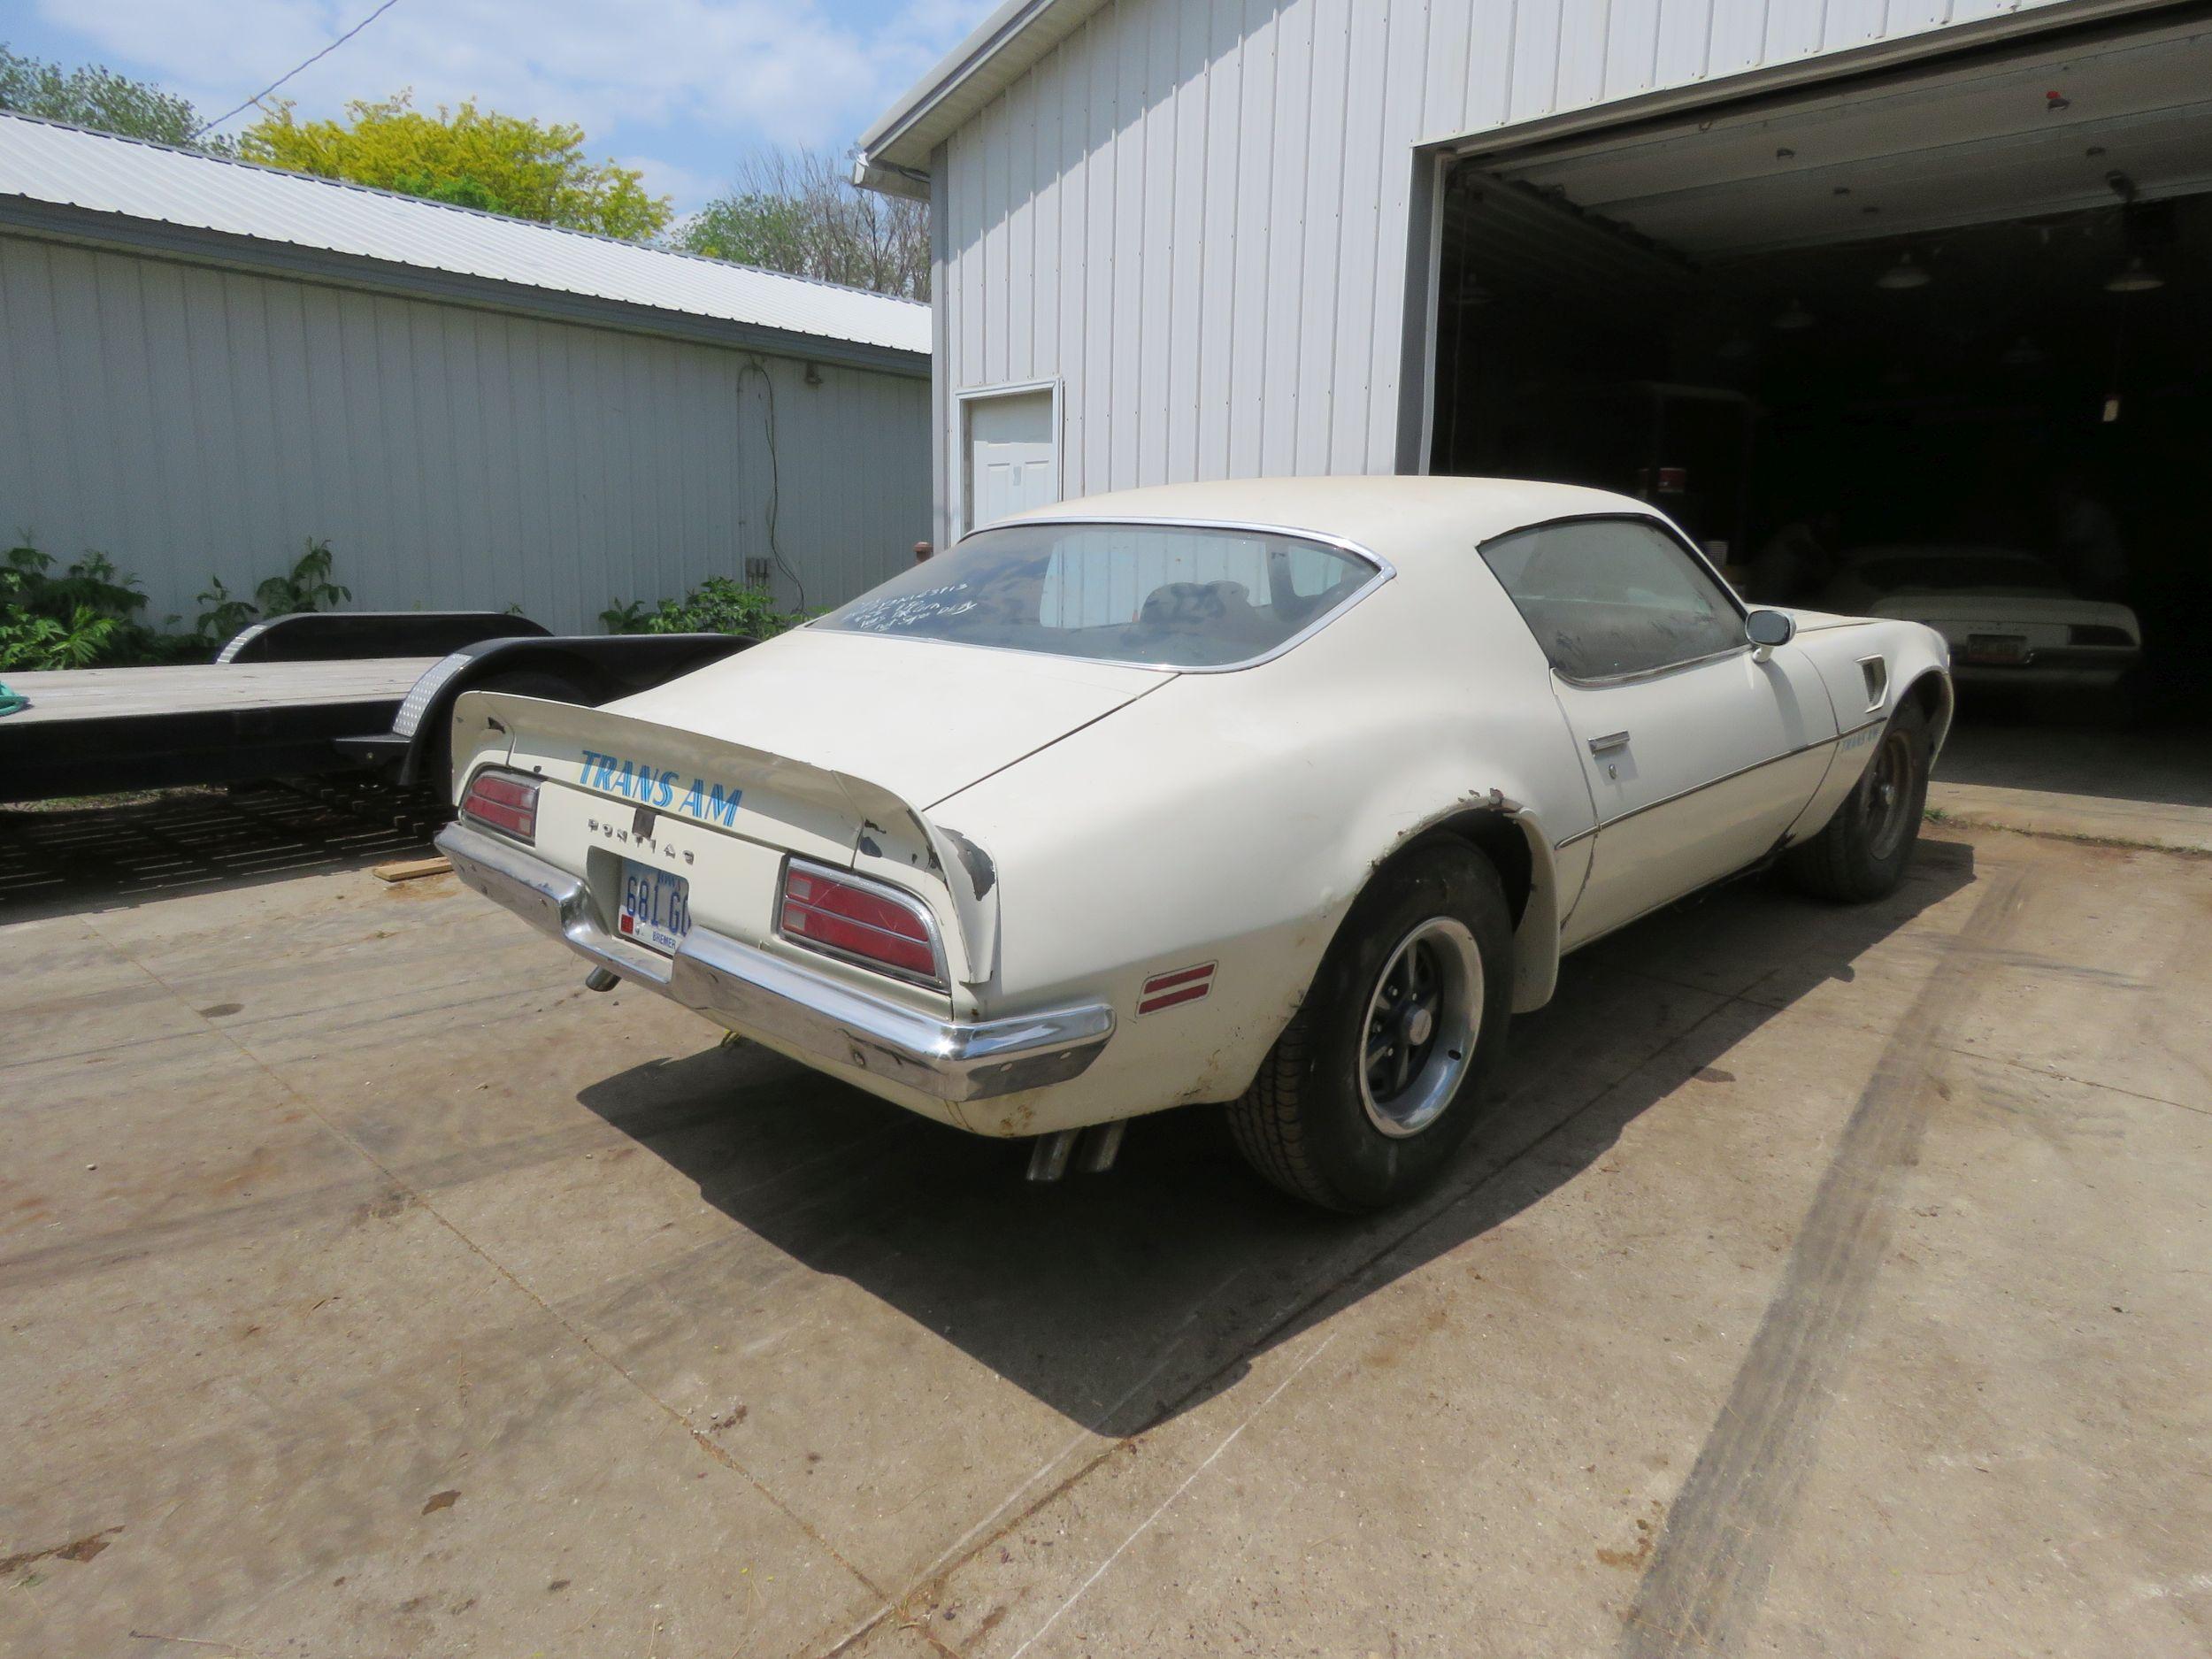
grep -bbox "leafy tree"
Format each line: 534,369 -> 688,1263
0,43 -> 233,153
240,93 -> 669,240
674,148 -> 928,300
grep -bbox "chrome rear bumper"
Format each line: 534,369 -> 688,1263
434,822 -> 1113,1102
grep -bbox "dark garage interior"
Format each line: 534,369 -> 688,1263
1429,7 -> 2212,733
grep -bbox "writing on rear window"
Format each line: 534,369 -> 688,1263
579,749 -> 741,826
838,584 -> 981,633
818,524 -> 1382,669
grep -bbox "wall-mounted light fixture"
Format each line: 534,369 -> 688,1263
2104,256 -> 2164,293
1876,250 -> 1932,290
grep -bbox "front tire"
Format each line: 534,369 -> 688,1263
1784,699 -> 1931,902
1227,842 -> 1515,1212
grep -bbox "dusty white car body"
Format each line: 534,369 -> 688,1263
1818,545 -> 2140,689
436,478 -> 1951,1148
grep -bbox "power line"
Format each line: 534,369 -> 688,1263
195,0 -> 401,137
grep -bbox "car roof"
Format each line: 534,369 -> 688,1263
1001,476 -> 1663,565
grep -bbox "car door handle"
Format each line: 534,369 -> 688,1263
1588,730 -> 1631,755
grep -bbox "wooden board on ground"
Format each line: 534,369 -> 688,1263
372,856 -> 452,884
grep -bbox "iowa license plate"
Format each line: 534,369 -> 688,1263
1965,633 -> 2029,665
618,860 -> 691,955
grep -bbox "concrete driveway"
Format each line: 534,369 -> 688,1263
2,787 -> 2207,1657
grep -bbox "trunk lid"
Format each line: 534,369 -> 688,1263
605,628 -> 1171,807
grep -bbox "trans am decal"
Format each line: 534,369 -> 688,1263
578,749 -> 742,827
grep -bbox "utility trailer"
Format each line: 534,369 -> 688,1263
0,611 -> 753,804
334,631 -> 750,789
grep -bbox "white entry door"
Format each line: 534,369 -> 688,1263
965,387 -> 1059,533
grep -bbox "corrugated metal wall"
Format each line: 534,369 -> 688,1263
0,234 -> 930,634
935,0 -> 2064,518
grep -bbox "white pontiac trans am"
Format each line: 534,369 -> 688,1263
436,478 -> 1951,1211
1816,545 -> 2142,689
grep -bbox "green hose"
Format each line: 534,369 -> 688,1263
0,682 -> 25,717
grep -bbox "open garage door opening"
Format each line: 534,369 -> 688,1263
1427,6 -> 2212,734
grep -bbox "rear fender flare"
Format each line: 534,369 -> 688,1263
1332,795 -> 1565,1017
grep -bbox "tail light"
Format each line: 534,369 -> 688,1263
778,859 -> 943,987
460,768 -> 540,842
2068,623 -> 2133,646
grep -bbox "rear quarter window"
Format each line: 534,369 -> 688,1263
1480,518 -> 1744,680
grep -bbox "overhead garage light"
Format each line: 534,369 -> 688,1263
2105,255 -> 2164,293
1772,297 -> 1815,331
1876,251 -> 1932,290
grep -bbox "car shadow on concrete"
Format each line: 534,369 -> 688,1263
574,837 -> 1978,1432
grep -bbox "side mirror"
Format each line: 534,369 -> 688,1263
1747,609 -> 1795,656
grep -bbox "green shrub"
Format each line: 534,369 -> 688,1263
196,538 -> 351,644
601,576 -> 808,639
0,544 -> 183,670
193,575 -> 257,646
0,534 -> 358,670
257,538 -> 350,616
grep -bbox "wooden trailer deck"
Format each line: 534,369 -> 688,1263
1,659 -> 441,725
0,657 -> 442,803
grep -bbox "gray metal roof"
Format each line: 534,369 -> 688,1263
0,111 -> 930,363
856,0 -> 1110,190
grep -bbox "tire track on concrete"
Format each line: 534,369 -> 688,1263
818,980 -> 1755,1657
1621,868 -> 2027,1658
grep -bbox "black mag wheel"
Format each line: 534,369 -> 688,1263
1358,918 -> 1484,1139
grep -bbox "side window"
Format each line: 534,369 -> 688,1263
1480,518 -> 1744,680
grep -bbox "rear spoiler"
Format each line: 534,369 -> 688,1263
449,690 -> 1000,986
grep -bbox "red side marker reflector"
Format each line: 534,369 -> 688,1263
1139,962 -> 1215,1015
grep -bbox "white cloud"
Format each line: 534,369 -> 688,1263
39,0 -> 997,154
619,152 -> 728,215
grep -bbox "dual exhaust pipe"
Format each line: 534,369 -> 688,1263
1025,1120 -> 1127,1181
588,963 -> 1127,1182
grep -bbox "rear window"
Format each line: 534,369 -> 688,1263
815,522 -> 1381,668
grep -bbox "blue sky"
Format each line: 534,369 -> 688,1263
0,0 -> 995,213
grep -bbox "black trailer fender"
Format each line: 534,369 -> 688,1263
339,632 -> 757,789
218,611 -> 552,663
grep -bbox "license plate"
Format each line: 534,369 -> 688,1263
1964,633 -> 2029,665
618,860 -> 691,956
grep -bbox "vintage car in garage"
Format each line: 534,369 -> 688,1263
435,478 -> 1951,1212
1817,545 -> 2141,689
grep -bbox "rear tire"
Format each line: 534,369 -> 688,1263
1227,841 -> 1515,1213
1784,699 -> 1930,902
